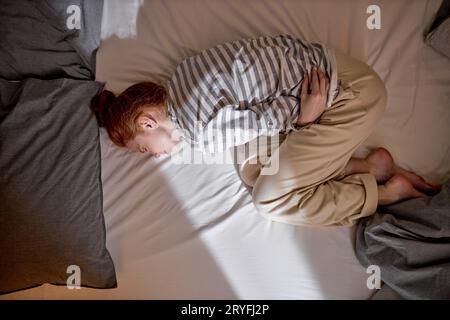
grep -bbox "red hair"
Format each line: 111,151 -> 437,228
90,82 -> 168,147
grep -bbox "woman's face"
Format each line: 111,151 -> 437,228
127,127 -> 178,158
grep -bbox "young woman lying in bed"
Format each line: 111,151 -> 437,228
91,34 -> 441,227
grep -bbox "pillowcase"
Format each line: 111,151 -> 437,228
0,78 -> 117,294
0,0 -> 103,80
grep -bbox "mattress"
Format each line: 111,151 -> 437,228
4,0 -> 449,299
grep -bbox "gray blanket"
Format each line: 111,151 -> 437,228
355,179 -> 450,299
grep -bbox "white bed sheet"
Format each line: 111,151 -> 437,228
4,0 -> 449,300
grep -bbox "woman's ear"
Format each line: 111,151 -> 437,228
137,114 -> 159,129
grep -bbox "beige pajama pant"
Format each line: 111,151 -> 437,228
238,49 -> 387,227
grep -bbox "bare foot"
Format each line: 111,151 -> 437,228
394,166 -> 442,195
366,147 -> 395,183
378,174 -> 427,205
366,148 -> 442,194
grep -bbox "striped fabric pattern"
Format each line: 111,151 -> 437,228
166,34 -> 339,153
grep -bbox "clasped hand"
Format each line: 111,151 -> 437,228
297,66 -> 330,126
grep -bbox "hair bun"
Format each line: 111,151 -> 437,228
90,90 -> 116,127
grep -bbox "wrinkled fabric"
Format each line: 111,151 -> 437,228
356,180 -> 450,299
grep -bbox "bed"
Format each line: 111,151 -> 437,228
2,0 -> 449,299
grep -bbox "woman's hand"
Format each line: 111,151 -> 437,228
297,66 -> 330,126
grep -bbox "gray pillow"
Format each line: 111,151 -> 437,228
0,0 -> 103,80
0,78 -> 117,294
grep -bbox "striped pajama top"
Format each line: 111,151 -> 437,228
166,34 -> 340,153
